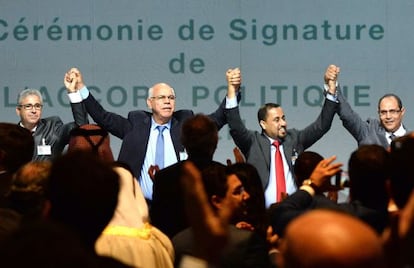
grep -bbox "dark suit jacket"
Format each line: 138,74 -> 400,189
269,189 -> 389,236
336,87 -> 405,148
225,99 -> 338,189
172,225 -> 272,268
83,93 -> 229,180
28,102 -> 88,161
150,160 -> 224,238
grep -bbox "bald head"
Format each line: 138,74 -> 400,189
279,210 -> 385,268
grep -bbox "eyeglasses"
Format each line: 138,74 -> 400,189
378,109 -> 401,117
18,103 -> 43,110
150,95 -> 176,101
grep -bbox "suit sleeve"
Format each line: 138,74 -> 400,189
83,93 -> 132,138
207,92 -> 241,130
297,97 -> 338,149
268,190 -> 315,236
336,87 -> 369,143
224,106 -> 254,157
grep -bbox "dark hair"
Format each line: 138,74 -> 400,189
48,151 -> 119,249
377,94 -> 403,111
8,161 -> 51,218
293,151 -> 324,186
348,145 -> 390,210
257,103 -> 281,124
181,114 -> 218,158
200,163 -> 227,209
0,123 -> 34,172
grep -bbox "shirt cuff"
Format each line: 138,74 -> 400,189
79,86 -> 90,100
323,83 -> 338,102
225,95 -> 238,109
67,91 -> 83,103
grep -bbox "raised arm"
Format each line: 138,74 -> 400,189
324,65 -> 369,143
206,68 -> 242,130
64,67 -> 132,139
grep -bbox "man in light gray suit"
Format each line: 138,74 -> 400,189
325,64 -> 407,148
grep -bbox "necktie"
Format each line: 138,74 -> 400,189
273,140 -> 286,202
389,133 -> 396,141
155,125 -> 166,169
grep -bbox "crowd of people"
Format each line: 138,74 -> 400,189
0,64 -> 413,267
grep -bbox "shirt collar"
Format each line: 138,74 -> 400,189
151,118 -> 171,131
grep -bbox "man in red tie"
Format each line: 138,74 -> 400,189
224,67 -> 339,207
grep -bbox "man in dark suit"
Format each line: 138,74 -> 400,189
16,86 -> 88,161
224,67 -> 338,207
64,67 -> 240,202
325,64 -> 407,148
150,114 -> 223,238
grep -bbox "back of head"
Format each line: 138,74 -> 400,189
200,163 -> 227,208
68,124 -> 114,163
390,132 -> 414,209
293,151 -> 324,186
0,123 -> 34,172
47,151 -> 119,249
8,161 -> 51,218
280,210 -> 385,268
180,114 -> 218,159
348,144 -> 389,209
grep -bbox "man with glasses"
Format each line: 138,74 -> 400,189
16,88 -> 88,161
325,64 -> 407,148
64,67 -> 240,203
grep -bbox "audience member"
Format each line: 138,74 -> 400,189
382,132 -> 414,267
68,124 -> 174,267
325,64 -> 407,148
225,67 -> 338,207
0,122 -> 34,207
0,161 -> 51,243
46,152 -> 122,257
68,123 -> 114,162
7,161 -> 51,219
96,163 -> 174,268
226,162 -> 268,235
16,87 -> 88,161
0,220 -> 113,268
64,67 -> 240,203
270,144 -> 390,236
277,209 -> 386,268
151,114 -> 223,238
173,162 -> 272,268
293,151 -> 324,187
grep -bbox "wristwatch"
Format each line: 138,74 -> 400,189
302,179 -> 320,193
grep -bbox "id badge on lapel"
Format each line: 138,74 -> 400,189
37,138 -> 51,156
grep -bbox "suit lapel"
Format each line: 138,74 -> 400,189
259,133 -> 271,169
170,117 -> 182,160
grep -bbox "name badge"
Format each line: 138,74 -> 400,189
37,138 -> 52,156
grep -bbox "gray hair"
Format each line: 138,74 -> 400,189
17,89 -> 43,105
147,85 -> 175,98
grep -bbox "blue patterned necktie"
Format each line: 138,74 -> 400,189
155,125 -> 166,168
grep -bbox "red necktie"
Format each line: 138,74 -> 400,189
273,140 -> 286,202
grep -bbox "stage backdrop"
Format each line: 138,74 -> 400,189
1,0 -> 413,172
